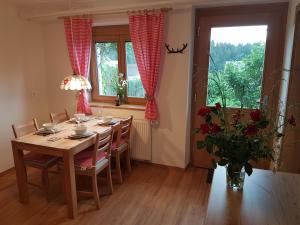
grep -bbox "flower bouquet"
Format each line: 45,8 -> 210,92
196,102 -> 296,190
111,73 -> 127,106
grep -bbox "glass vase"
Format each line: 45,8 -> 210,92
226,166 -> 245,191
116,94 -> 124,106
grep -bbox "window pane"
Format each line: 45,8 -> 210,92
95,42 -> 118,96
207,25 -> 268,108
125,42 -> 145,98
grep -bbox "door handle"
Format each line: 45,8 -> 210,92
262,95 -> 269,110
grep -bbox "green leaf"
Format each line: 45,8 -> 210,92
276,133 -> 284,138
257,120 -> 269,129
194,128 -> 200,134
211,158 -> 217,169
196,141 -> 206,149
206,145 -> 213,153
211,107 -> 218,115
205,115 -> 212,123
214,150 -> 222,157
244,162 -> 253,176
218,158 -> 228,166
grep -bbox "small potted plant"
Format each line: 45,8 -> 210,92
196,103 -> 296,190
111,73 -> 127,106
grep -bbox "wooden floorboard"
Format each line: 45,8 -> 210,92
0,162 -> 210,225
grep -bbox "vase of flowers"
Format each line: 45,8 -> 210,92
112,73 -> 127,106
196,103 -> 296,191
226,165 -> 245,190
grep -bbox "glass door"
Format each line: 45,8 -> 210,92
207,25 -> 268,109
191,4 -> 288,169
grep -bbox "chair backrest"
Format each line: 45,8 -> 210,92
113,116 -> 133,148
120,116 -> 133,141
50,109 -> 70,123
92,128 -> 113,166
12,118 -> 39,138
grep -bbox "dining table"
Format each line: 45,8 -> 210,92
204,166 -> 300,225
11,117 -> 115,219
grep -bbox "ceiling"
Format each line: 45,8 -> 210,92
3,0 -> 289,20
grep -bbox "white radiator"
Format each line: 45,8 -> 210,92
130,119 -> 151,161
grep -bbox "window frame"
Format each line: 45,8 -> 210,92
90,25 -> 146,105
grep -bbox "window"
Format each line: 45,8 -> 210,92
91,25 -> 145,104
207,25 -> 268,108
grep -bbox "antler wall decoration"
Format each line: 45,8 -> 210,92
165,43 -> 188,54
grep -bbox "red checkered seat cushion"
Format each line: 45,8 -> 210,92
74,149 -> 107,170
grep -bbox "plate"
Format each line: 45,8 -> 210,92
97,119 -> 119,126
68,131 -> 95,139
36,127 -> 60,134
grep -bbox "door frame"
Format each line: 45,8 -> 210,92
190,3 -> 288,168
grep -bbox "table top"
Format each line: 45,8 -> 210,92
12,118 -> 112,151
204,166 -> 300,225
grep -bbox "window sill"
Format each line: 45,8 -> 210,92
90,102 -> 145,111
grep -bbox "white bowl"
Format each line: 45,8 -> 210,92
102,116 -> 113,123
73,125 -> 87,135
42,123 -> 56,131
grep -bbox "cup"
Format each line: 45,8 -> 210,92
102,116 -> 113,123
73,124 -> 87,135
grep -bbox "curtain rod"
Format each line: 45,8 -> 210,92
57,7 -> 172,19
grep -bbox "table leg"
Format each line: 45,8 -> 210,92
11,142 -> 29,203
63,151 -> 78,219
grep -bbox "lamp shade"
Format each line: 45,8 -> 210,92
60,74 -> 91,91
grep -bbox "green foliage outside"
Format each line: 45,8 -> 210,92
96,42 -> 118,96
96,42 -> 145,98
125,42 -> 145,98
207,42 -> 266,109
127,78 -> 145,97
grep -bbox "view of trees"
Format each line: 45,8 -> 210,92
125,42 -> 145,98
207,41 -> 266,108
96,42 -> 118,96
95,42 -> 145,98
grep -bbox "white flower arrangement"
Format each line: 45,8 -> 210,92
112,73 -> 127,97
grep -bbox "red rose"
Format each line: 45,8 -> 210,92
211,123 -> 221,133
215,102 -> 221,110
63,79 -> 69,85
288,115 -> 296,126
250,109 -> 262,122
200,124 -> 210,134
244,124 -> 258,136
197,107 -> 211,117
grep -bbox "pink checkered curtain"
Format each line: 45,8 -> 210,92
64,18 -> 92,115
129,11 -> 165,121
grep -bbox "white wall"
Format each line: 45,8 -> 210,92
0,3 -> 49,172
42,8 -> 194,168
152,9 -> 193,168
43,22 -> 75,115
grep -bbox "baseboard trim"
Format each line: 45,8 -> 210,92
0,167 -> 15,177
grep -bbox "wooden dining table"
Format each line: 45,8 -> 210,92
204,166 -> 300,225
11,118 -> 113,219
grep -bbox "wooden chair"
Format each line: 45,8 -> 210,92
49,109 -> 70,123
12,119 -> 58,201
60,128 -> 114,209
111,116 -> 133,183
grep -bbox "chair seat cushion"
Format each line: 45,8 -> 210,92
74,150 -> 107,170
111,138 -> 128,151
24,153 -> 58,167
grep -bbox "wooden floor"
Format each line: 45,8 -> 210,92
0,162 -> 210,225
